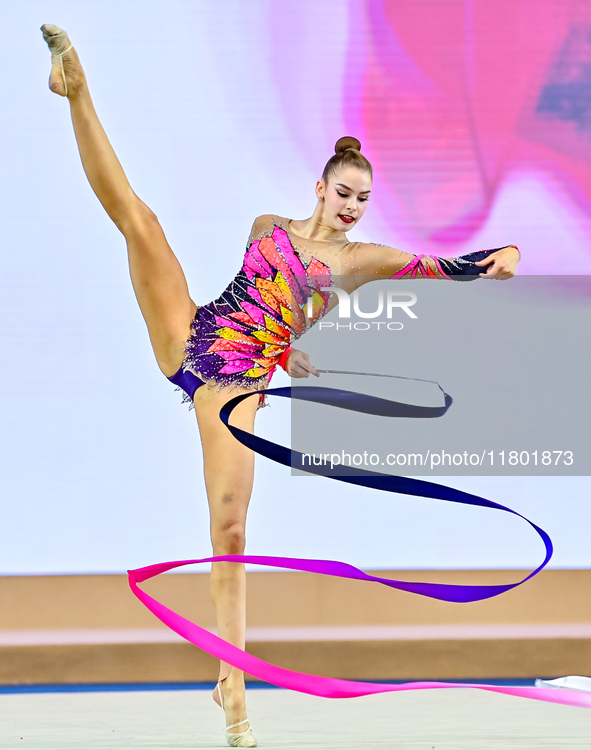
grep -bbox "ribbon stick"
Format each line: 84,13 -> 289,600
129,379 -> 591,709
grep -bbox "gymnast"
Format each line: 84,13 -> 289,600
40,24 -> 520,748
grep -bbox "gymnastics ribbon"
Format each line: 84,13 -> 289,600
129,378 -> 591,709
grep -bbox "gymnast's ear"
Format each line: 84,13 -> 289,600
316,179 -> 326,201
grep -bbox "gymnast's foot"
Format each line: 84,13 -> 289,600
213,673 -> 257,747
40,24 -> 85,98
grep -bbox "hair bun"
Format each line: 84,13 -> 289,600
334,136 -> 362,154
321,136 -> 372,184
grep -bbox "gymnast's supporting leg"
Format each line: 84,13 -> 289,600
41,24 -> 197,376
193,385 -> 259,741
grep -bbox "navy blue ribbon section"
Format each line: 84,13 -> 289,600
219,384 -> 553,603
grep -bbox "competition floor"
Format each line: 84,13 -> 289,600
0,684 -> 589,749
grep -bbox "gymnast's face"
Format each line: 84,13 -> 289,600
316,166 -> 372,232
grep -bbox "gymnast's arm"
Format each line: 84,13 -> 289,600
279,243 -> 521,376
350,242 -> 521,283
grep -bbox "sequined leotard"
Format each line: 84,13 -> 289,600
167,215 -> 502,408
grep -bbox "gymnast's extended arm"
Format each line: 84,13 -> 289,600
279,243 -> 520,376
351,242 -> 521,283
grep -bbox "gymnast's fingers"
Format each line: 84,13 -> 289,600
479,258 -> 499,278
300,352 -> 320,377
291,363 -> 311,378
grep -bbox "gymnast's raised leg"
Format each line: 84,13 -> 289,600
41,24 -> 257,746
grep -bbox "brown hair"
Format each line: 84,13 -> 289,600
321,136 -> 373,184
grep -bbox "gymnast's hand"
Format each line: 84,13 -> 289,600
475,245 -> 520,279
285,348 -> 320,378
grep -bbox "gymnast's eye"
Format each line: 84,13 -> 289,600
337,190 -> 368,202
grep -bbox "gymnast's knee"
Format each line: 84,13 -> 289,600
211,520 -> 246,556
118,200 -> 159,236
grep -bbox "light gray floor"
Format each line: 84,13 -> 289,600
0,687 -> 590,749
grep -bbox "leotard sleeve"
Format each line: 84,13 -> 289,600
350,243 -> 520,282
277,346 -> 292,371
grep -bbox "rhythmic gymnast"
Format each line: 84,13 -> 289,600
41,24 -> 520,748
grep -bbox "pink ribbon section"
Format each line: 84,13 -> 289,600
128,556 -> 591,710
